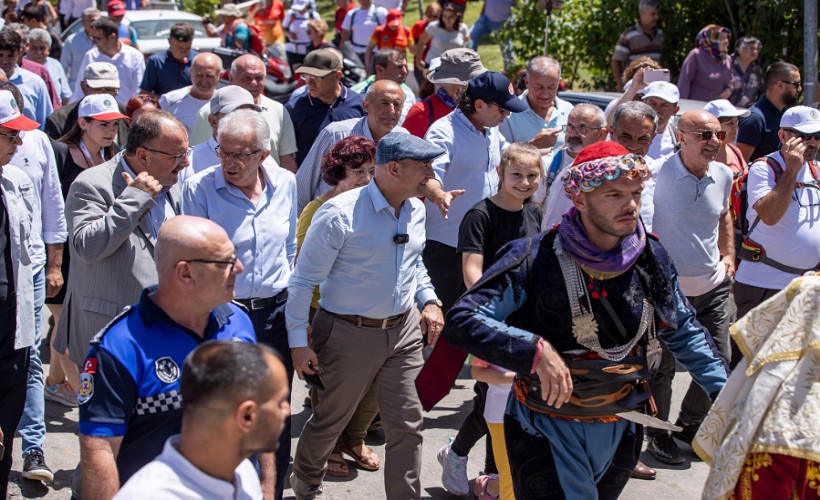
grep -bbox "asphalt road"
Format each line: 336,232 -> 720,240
8,348 -> 709,500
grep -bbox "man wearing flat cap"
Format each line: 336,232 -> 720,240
286,132 -> 445,499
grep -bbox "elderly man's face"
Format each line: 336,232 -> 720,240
612,117 -> 655,156
677,114 -> 722,167
137,121 -> 191,186
169,37 -> 193,62
525,69 -> 559,115
304,71 -> 341,100
231,60 -> 266,99
364,85 -> 404,138
644,96 -> 678,130
396,158 -> 435,198
0,125 -> 22,165
188,238 -> 244,307
83,13 -> 100,35
565,110 -> 605,155
27,40 -> 49,64
639,7 -> 659,30
191,58 -> 221,96
218,129 -> 270,189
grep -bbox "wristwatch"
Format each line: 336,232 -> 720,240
423,299 -> 443,308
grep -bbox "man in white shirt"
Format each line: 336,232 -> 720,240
116,340 -> 290,500
339,0 -> 386,61
642,81 -> 680,160
71,16 -> 144,106
159,52 -> 222,134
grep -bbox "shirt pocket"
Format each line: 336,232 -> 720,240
81,296 -> 121,318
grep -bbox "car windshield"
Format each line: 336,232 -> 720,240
131,19 -> 209,40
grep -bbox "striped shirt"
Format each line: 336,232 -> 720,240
612,24 -> 663,63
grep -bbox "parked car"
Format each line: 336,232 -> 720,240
60,9 -> 220,57
558,90 -> 721,127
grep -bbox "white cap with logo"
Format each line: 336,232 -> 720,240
703,99 -> 750,119
0,90 -> 39,131
780,106 -> 820,134
78,94 -> 129,121
641,81 -> 680,104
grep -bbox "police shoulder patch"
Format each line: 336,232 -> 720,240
78,372 -> 94,405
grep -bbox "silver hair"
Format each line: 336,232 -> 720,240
526,56 -> 561,79
570,103 -> 606,128
638,0 -> 659,11
82,7 -> 100,19
29,28 -> 51,47
8,23 -> 29,45
612,101 -> 658,134
217,109 -> 270,150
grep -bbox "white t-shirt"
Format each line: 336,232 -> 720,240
735,152 -> 820,290
540,149 -> 575,230
282,9 -> 321,55
342,5 -> 388,52
647,122 -> 678,160
474,362 -> 512,425
114,435 -> 263,500
159,87 -> 209,134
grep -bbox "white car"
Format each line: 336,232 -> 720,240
60,9 -> 221,57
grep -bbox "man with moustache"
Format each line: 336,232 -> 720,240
115,341 -> 290,499
296,79 -> 407,213
737,61 -> 802,162
76,216 -> 256,499
734,106 -> 820,319
540,103 -> 608,228
647,110 -> 734,463
159,52 -> 222,134
445,141 -> 728,499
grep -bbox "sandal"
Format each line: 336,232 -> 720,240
325,451 -> 349,477
340,442 -> 380,471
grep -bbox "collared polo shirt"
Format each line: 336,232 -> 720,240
140,50 -> 198,96
78,288 -> 255,485
612,23 -> 663,63
285,85 -> 365,165
424,109 -> 508,247
286,180 -> 437,347
180,163 -> 297,300
737,95 -> 785,161
499,92 -> 573,148
651,153 -> 732,296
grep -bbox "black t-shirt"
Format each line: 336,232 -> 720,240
0,190 -> 12,302
457,198 -> 543,271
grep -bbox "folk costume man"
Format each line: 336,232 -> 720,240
445,141 -> 728,498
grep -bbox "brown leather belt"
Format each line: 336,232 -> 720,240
327,309 -> 410,329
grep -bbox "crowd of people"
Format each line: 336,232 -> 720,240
0,0 -> 818,499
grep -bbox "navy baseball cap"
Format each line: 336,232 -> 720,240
376,132 -> 445,164
467,71 -> 527,113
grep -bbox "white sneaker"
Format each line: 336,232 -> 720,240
436,440 -> 469,496
44,382 -> 78,408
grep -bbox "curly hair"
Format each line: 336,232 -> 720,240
321,136 -> 376,185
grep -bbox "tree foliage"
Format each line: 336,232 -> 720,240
181,0 -> 220,18
496,0 -> 810,90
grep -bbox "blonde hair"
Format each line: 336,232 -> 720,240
307,18 -> 328,36
496,142 -> 541,192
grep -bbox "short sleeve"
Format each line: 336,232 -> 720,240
457,203 -> 490,255
747,160 -> 776,208
78,346 -> 139,437
341,10 -> 354,30
737,112 -> 764,148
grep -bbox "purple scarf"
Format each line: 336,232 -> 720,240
558,207 -> 646,279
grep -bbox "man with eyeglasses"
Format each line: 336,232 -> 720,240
181,108 -> 295,500
734,106 -> 820,323
646,110 -> 734,464
55,111 -> 188,439
737,61 -> 801,162
540,103 -> 608,229
45,62 -> 129,143
159,53 -> 223,134
75,215 -> 255,500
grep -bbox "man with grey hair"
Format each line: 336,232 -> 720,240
540,103 -> 608,228
181,108 -> 297,500
352,48 -> 416,123
60,8 -> 100,90
296,79 -> 407,213
499,55 -> 573,151
159,52 -> 223,134
26,28 -> 71,105
611,0 -> 663,91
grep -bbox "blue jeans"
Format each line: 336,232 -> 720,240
468,15 -> 514,69
17,267 -> 45,457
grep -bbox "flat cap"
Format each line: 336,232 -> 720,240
376,132 -> 444,164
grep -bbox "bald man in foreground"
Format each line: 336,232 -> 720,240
75,216 -> 263,499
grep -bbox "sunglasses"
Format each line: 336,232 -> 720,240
685,130 -> 727,141
780,80 -> 803,88
787,129 -> 820,141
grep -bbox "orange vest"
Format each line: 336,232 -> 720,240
371,25 -> 412,52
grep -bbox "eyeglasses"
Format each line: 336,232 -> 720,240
346,165 -> 375,178
684,130 -> 727,142
215,145 -> 263,163
780,80 -> 802,88
141,146 -> 192,166
0,129 -> 23,141
183,246 -> 238,273
301,73 -> 333,82
786,129 -> 820,141
562,123 -> 603,135
89,35 -> 106,42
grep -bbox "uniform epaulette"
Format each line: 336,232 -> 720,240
89,305 -> 134,345
231,300 -> 250,313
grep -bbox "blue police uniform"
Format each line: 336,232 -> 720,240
78,287 -> 255,484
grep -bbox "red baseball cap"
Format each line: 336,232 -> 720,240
386,9 -> 402,27
107,0 -> 126,16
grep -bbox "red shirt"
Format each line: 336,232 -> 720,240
411,19 -> 431,62
403,93 -> 453,138
335,3 -> 356,32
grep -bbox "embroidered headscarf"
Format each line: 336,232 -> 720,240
696,24 -> 731,62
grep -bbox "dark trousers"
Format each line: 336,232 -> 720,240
243,292 -> 293,500
451,382 -> 496,474
421,240 -> 464,313
730,281 -> 779,368
0,300 -> 30,499
649,277 -> 731,436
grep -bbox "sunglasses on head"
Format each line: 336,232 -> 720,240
686,130 -> 727,141
788,129 -> 820,141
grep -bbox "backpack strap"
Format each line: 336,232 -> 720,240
544,150 -> 564,191
423,97 -> 434,130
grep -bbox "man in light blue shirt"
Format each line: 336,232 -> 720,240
286,132 -> 444,500
60,8 -> 100,90
0,29 -> 52,130
499,56 -> 574,151
180,108 -> 295,500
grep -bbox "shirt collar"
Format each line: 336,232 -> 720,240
673,152 -> 715,180
352,116 -> 373,139
366,179 -> 418,218
453,109 -> 484,135
307,84 -> 348,108
137,286 -> 233,338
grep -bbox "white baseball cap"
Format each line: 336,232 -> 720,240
78,94 -> 129,121
0,90 -> 39,131
641,81 -> 680,104
703,99 -> 750,119
780,106 -> 820,134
